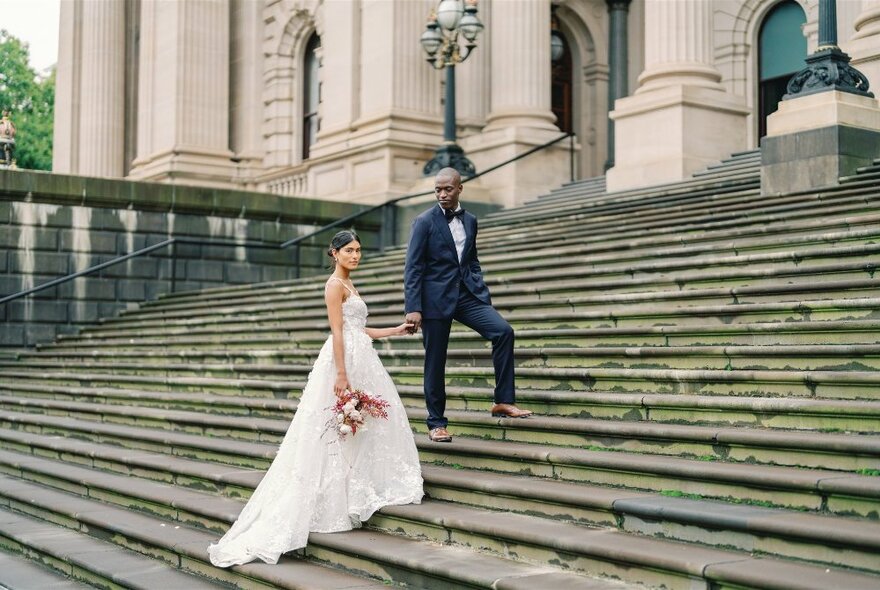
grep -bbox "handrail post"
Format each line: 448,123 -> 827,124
293,243 -> 301,279
170,240 -> 178,293
569,133 -> 575,182
379,203 -> 398,253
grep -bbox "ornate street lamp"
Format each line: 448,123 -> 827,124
419,0 -> 484,177
784,0 -> 873,99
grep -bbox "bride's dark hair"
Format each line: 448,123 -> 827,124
327,230 -> 360,265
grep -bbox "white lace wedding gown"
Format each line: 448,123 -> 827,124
208,284 -> 424,567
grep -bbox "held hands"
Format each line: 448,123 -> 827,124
390,322 -> 415,337
404,312 -> 422,334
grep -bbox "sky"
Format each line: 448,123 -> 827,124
0,0 -> 60,73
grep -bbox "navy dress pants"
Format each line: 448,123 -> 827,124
421,285 -> 515,430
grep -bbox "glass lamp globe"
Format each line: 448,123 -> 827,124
420,23 -> 443,56
550,30 -> 565,62
459,12 -> 483,42
437,0 -> 464,31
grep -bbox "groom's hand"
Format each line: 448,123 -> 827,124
405,312 -> 422,334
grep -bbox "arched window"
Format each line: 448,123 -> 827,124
758,1 -> 807,139
302,33 -> 321,160
551,30 -> 573,134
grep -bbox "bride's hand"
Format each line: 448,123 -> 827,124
392,322 -> 415,336
334,373 -> 350,396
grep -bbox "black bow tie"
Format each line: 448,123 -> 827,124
444,208 -> 465,222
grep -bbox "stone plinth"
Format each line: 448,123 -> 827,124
606,0 -> 749,192
762,91 -> 880,195
606,85 -> 749,191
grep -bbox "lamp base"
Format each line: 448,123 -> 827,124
423,143 -> 476,178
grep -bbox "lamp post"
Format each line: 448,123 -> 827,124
784,0 -> 873,99
419,0 -> 484,178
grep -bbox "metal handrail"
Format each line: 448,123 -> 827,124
1,132 -> 574,305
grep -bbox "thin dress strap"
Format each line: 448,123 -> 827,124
327,276 -> 357,296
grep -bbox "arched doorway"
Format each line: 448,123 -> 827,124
551,29 -> 574,134
758,1 -> 807,139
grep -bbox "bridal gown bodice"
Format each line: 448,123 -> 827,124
208,292 -> 423,568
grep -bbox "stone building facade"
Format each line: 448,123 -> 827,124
53,0 -> 880,206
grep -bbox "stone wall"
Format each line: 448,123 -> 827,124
0,170 -> 381,348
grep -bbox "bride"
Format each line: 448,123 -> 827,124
208,230 -> 424,567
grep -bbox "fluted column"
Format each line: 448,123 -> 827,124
230,0 -> 264,185
52,0 -> 83,173
636,0 -> 723,92
455,0 -> 569,208
606,0 -> 748,191
849,0 -> 880,87
456,0 -> 490,133
484,0 -> 556,130
78,0 -> 125,177
130,0 -> 233,187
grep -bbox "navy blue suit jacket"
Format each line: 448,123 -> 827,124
404,205 -> 491,319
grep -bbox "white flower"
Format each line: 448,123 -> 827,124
336,413 -> 345,423
343,401 -> 356,413
339,424 -> 353,435
349,410 -> 362,421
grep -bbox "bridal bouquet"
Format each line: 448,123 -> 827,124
326,388 -> 390,440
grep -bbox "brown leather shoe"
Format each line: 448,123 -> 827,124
428,427 -> 452,442
491,403 -> 533,418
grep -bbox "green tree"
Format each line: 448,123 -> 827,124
0,29 -> 54,170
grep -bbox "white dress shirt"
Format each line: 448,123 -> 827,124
442,204 -> 466,263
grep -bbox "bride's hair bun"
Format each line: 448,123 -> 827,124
327,230 -> 360,261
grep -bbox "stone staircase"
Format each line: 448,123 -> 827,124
1,153 -> 880,589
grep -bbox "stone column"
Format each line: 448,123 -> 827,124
230,0 -> 264,187
77,0 -> 125,177
849,0 -> 880,88
461,0 -> 570,207
130,0 -> 233,187
484,0 -> 556,131
52,0 -> 82,173
606,0 -> 749,191
605,0 -> 631,170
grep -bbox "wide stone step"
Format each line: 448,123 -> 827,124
70,295 -> 880,342
114,257 -> 880,328
481,179 -> 875,234
7,356 -> 880,399
23,342 -> 880,374
368,500 -> 880,587
0,508 -> 223,589
147,204 -> 880,308
2,443 -> 879,584
1,410 -> 877,517
102,275 -> 880,336
0,472 -> 633,590
418,465 -> 880,574
36,322 -> 880,360
481,182 -> 867,240
135,230 -> 880,316
491,179 -> 762,222
0,476 -> 466,590
497,173 -> 765,223
0,546 -> 95,590
4,394 -> 877,472
0,395 -> 877,471
1,427 -> 872,574
5,379 -> 880,433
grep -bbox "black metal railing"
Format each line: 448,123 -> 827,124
1,132 -> 575,306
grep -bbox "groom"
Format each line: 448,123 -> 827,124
404,167 -> 533,443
